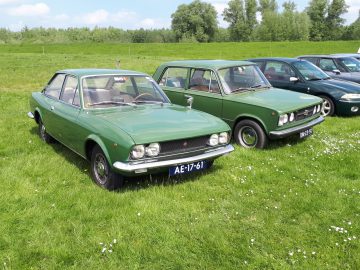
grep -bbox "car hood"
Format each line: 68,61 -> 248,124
91,104 -> 230,144
223,88 -> 322,113
308,79 -> 360,94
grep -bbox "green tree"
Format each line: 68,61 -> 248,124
223,0 -> 257,41
326,0 -> 348,39
258,0 -> 277,16
307,0 -> 328,41
281,1 -> 310,40
171,0 -> 218,42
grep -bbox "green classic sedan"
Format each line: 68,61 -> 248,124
28,69 -> 234,190
153,60 -> 324,149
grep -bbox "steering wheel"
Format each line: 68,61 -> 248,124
134,92 -> 155,101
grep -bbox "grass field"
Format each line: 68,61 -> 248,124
0,41 -> 360,269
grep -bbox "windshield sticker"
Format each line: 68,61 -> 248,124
114,77 -> 127,82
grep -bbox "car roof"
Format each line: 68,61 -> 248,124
331,53 -> 360,58
298,55 -> 347,59
158,60 -> 254,70
247,57 -> 301,64
57,68 -> 147,77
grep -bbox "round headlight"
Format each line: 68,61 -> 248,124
208,134 -> 219,146
131,145 -> 145,159
313,106 -> 317,115
219,132 -> 229,144
145,143 -> 160,157
317,104 -> 321,113
289,112 -> 295,122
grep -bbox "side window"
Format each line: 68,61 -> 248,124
263,61 -> 295,81
60,76 -> 78,105
252,61 -> 266,71
73,89 -> 80,107
45,74 -> 66,99
319,59 -> 337,71
159,68 -> 187,89
301,57 -> 317,65
189,69 -> 220,93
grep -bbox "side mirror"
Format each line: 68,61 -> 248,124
184,95 -> 193,109
332,69 -> 341,75
290,77 -> 299,82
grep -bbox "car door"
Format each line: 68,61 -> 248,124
185,69 -> 223,118
319,58 -> 344,79
263,61 -> 297,90
158,67 -> 189,107
42,73 -> 66,137
51,75 -> 81,150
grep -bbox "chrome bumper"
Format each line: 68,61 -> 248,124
27,112 -> 34,119
269,116 -> 324,139
113,144 -> 234,173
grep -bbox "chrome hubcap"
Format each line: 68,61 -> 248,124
40,124 -> 46,139
94,154 -> 108,184
239,126 -> 258,148
321,100 -> 331,116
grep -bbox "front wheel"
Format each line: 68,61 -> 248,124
234,120 -> 268,149
90,145 -> 124,190
319,95 -> 335,117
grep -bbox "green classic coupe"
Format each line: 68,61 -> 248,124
28,69 -> 234,190
153,60 -> 324,148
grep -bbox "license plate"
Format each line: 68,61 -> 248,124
300,128 -> 313,139
169,160 -> 209,176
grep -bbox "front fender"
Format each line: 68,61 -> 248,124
232,113 -> 271,134
85,134 -> 112,166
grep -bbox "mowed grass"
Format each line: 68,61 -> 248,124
0,42 -> 359,269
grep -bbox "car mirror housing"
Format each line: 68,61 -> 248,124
290,77 -> 299,82
184,95 -> 194,109
332,69 -> 341,75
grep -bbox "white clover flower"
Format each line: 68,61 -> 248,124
113,239 -> 117,244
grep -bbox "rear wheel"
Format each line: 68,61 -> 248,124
319,95 -> 335,116
90,145 -> 124,190
234,120 -> 268,149
38,118 -> 53,143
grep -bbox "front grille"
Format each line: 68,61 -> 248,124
295,106 -> 316,121
159,136 -> 209,156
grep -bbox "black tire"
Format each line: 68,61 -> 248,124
90,145 -> 124,190
38,118 -> 53,143
319,95 -> 335,117
234,120 -> 268,149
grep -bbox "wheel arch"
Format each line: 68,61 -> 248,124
232,115 -> 269,137
84,135 -> 111,164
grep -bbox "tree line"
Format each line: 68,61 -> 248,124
0,0 -> 359,44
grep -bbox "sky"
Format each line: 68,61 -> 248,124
0,0 -> 359,31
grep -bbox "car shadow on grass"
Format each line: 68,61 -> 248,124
30,126 -> 217,192
265,133 -> 312,150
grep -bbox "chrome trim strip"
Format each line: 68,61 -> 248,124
27,112 -> 34,119
113,144 -> 234,172
269,116 -> 324,139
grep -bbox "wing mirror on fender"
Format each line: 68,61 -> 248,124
289,77 -> 299,82
332,69 -> 341,75
184,95 -> 193,109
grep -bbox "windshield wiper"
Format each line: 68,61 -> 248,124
231,87 -> 253,93
307,78 -> 322,81
250,84 -> 269,89
132,100 -> 165,105
88,101 -> 136,107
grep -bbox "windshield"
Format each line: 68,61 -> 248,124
218,65 -> 271,94
339,57 -> 360,72
82,75 -> 169,108
293,61 -> 330,81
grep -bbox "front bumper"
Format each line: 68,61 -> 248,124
269,116 -> 324,139
336,100 -> 360,116
113,144 -> 234,174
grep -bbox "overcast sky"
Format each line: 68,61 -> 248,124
0,0 -> 359,31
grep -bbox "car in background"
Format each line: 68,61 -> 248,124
28,69 -> 234,190
298,55 -> 360,84
331,53 -> 360,61
248,57 -> 360,117
153,60 -> 324,149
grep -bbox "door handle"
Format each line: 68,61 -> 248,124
50,106 -> 55,111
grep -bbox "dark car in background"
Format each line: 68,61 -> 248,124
248,58 -> 360,116
298,55 -> 360,84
